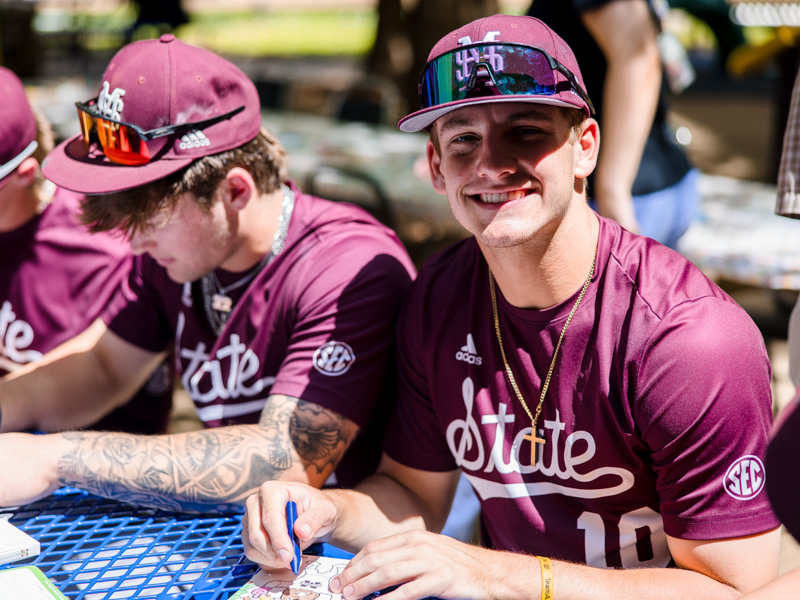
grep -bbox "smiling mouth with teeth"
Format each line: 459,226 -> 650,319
478,189 -> 531,204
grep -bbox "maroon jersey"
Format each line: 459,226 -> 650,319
0,187 -> 173,434
104,183 -> 416,486
385,216 -> 779,567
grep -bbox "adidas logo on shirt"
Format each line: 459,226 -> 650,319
456,333 -> 482,365
179,130 -> 211,149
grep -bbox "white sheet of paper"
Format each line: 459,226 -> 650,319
0,520 -> 40,566
0,566 -> 66,600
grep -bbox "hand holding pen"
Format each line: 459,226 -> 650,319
242,481 -> 339,571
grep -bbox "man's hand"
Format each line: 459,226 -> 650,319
0,433 -> 66,506
329,530 -> 531,600
242,481 -> 338,570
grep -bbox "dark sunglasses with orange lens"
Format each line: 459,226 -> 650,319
75,99 -> 245,166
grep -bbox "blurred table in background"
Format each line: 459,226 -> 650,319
261,110 -> 467,265
679,174 -> 800,290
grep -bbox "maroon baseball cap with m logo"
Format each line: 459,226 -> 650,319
43,34 -> 262,194
398,14 -> 593,133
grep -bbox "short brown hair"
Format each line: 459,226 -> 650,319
80,128 -> 288,234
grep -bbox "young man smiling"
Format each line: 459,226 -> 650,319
0,35 -> 415,512
242,15 -> 781,600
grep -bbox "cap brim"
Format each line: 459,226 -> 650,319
42,135 -> 194,195
398,95 -> 585,132
766,397 -> 800,542
0,140 -> 39,190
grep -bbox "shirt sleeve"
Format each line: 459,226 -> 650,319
270,230 -> 415,431
634,295 -> 780,539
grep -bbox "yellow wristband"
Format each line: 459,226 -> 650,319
537,555 -> 554,600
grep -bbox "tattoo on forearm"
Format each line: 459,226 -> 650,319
285,399 -> 358,478
56,395 -> 358,513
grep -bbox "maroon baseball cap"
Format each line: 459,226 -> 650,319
0,66 -> 38,188
398,14 -> 592,133
766,396 -> 800,542
42,34 -> 262,194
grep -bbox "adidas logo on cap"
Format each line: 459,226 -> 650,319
179,130 -> 211,150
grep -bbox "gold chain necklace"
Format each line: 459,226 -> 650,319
489,252 -> 596,466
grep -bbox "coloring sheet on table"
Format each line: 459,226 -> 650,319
230,555 -> 348,600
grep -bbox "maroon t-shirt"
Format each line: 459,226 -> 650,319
104,184 -> 416,486
0,187 -> 173,434
385,216 -> 779,567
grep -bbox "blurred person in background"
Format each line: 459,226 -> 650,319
777,68 -> 800,390
527,0 -> 699,249
0,65 -> 174,435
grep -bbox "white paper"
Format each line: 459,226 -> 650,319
0,520 -> 40,566
0,566 -> 66,600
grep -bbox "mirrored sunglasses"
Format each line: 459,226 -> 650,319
75,99 -> 245,166
419,42 -> 594,115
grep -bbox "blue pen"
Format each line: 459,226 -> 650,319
285,500 -> 302,575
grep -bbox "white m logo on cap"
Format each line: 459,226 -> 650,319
97,81 -> 125,120
457,31 -> 500,46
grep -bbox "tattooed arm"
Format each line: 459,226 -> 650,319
0,394 -> 359,512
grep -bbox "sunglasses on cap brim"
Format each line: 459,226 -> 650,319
419,42 -> 595,116
75,99 -> 245,166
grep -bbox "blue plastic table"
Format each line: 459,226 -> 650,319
1,487 -> 331,600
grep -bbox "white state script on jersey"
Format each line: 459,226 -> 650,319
446,376 -> 634,500
175,312 -> 275,422
455,333 -> 482,365
0,300 -> 43,366
179,131 -> 210,149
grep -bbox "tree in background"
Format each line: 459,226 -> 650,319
367,0 -> 500,116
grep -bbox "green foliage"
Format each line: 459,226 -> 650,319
177,9 -> 377,56
32,7 -> 376,56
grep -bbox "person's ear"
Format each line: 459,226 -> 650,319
9,157 -> 39,188
574,118 -> 599,180
221,167 -> 255,211
427,140 -> 446,195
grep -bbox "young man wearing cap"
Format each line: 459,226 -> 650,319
241,14 -> 780,599
0,36 -> 415,512
0,66 -> 174,434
